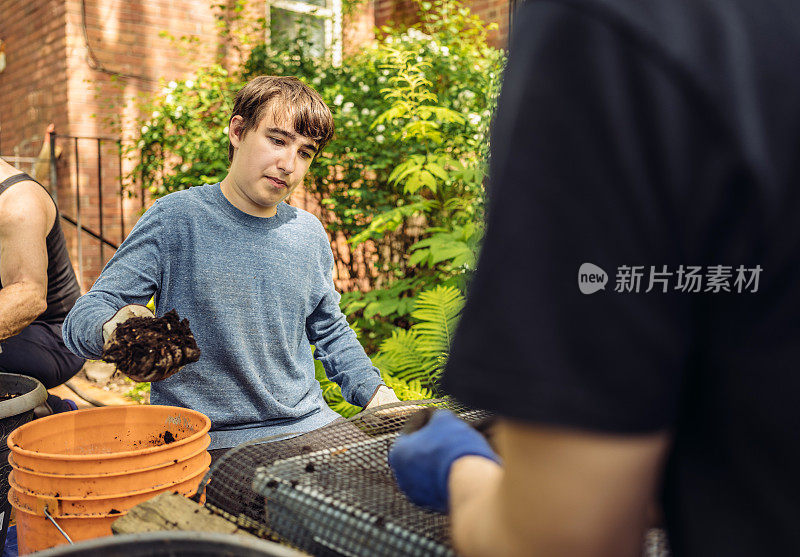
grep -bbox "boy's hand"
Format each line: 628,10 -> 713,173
102,304 -> 154,344
364,386 -> 421,420
365,385 -> 400,409
388,409 -> 501,513
101,308 -> 200,382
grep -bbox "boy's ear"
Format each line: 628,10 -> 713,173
229,115 -> 245,149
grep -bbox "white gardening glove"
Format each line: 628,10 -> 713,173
101,306 -> 200,382
362,385 -> 422,425
102,304 -> 154,345
365,385 -> 401,409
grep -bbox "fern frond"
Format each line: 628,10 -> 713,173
411,285 -> 464,356
378,329 -> 437,384
380,370 -> 433,400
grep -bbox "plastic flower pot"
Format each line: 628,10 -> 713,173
6,405 -> 211,554
0,373 -> 47,552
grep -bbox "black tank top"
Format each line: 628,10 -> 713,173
0,173 -> 81,323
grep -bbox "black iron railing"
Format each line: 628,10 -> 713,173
49,132 -> 126,285
51,132 -> 148,287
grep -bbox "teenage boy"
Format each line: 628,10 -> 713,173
63,76 -> 399,451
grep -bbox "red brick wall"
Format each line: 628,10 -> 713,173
0,0 -> 69,168
1,0 -> 225,291
343,1 -> 377,55
375,0 -> 510,48
374,0 -> 418,34
470,0 -> 509,47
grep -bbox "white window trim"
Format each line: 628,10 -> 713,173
265,0 -> 343,66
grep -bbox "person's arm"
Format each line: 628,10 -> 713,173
306,232 -> 389,408
389,411 -> 668,557
0,183 -> 51,340
449,421 -> 669,557
33,123 -> 61,182
63,201 -> 166,359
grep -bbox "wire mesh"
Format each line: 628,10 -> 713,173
199,399 -> 671,557
0,409 -> 35,505
201,398 -> 489,556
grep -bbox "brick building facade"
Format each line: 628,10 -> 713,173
0,0 -> 512,292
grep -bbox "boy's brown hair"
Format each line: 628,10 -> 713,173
228,75 -> 335,162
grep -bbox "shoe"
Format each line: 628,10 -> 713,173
2,524 -> 17,557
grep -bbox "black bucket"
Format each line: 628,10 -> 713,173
0,373 -> 47,552
30,531 -> 303,556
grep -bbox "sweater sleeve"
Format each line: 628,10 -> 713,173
306,235 -> 384,407
63,201 -> 166,359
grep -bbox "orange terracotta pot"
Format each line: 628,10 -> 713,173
6,405 -> 213,555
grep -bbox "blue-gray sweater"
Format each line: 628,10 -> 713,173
63,184 -> 383,449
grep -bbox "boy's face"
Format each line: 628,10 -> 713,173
223,108 -> 318,217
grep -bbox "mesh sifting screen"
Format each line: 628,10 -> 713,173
199,399 -> 490,556
0,409 -> 35,504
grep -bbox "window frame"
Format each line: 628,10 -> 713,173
264,0 -> 343,66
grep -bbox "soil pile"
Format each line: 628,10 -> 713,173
102,309 -> 200,382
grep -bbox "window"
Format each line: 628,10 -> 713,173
265,0 -> 342,66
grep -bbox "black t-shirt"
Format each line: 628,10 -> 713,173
444,1 -> 800,555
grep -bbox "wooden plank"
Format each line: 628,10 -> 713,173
49,375 -> 135,408
111,492 -> 256,538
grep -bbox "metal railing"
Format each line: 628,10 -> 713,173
50,132 -> 132,286
3,132 -> 145,288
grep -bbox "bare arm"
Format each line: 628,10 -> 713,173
0,182 -> 52,340
449,420 -> 670,557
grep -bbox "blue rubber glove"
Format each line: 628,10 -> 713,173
388,409 -> 501,513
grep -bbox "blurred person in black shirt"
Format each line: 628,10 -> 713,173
389,1 -> 800,555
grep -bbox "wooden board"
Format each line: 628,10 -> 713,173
111,492 -> 256,538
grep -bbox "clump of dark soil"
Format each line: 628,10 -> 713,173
162,430 -> 176,444
102,309 -> 200,382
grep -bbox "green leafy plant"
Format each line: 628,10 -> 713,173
124,379 -> 151,404
328,4 -> 501,332
128,66 -> 234,198
313,348 -> 433,418
373,284 -> 464,393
